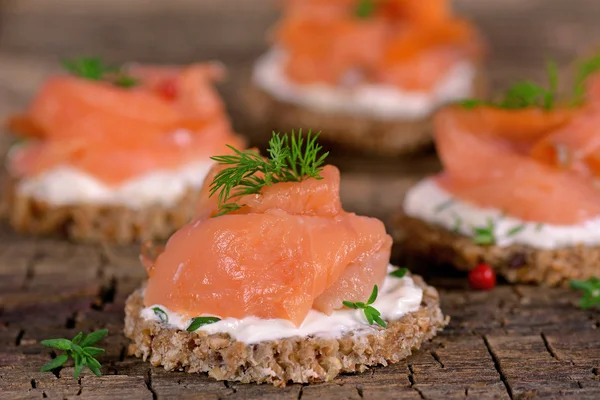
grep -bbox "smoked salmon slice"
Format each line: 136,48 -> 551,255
6,61 -> 243,185
144,165 -> 392,326
434,106 -> 600,225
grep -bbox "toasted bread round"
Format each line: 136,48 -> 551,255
394,214 -> 600,286
124,274 -> 447,387
243,66 -> 486,157
2,177 -> 199,244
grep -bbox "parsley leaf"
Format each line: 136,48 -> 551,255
389,267 -> 409,278
187,317 -> 221,332
343,285 -> 387,328
40,329 -> 108,378
62,57 -> 110,81
152,307 -> 168,323
62,57 -> 138,88
472,219 -> 495,245
209,130 -> 329,216
569,277 -> 600,309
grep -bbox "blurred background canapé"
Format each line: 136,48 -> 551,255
1,0 -> 600,225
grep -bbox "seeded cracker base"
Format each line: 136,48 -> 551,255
242,65 -> 487,157
124,275 -> 447,387
2,177 -> 199,244
394,214 -> 600,286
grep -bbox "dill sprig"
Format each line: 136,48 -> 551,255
62,57 -> 139,88
40,329 -> 108,378
355,0 -> 376,18
506,224 -> 526,237
460,61 -> 559,110
459,54 -> 600,110
343,285 -> 386,328
572,54 -> 600,105
209,130 -> 329,216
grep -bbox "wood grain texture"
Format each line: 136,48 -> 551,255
1,0 -> 600,398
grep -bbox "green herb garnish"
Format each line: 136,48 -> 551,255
343,285 -> 386,328
209,130 -> 329,216
459,56 -> 600,110
452,214 -> 463,233
535,223 -> 544,232
40,329 -> 107,378
434,199 -> 455,213
569,277 -> 600,309
62,57 -> 138,88
472,219 -> 496,245
355,0 -> 376,18
187,317 -> 221,332
62,57 -> 113,81
389,268 -> 408,278
573,54 -> 600,105
153,307 -> 168,323
507,224 -> 526,237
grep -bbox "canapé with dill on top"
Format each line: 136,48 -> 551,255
397,56 -> 600,285
3,57 -> 245,243
246,0 -> 486,156
124,131 -> 447,387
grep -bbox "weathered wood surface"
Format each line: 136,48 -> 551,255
1,0 -> 600,399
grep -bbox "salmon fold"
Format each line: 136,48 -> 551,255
143,165 -> 392,326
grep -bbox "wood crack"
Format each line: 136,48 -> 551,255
21,251 -> 43,290
297,384 -> 307,400
15,329 -> 24,346
91,277 -> 117,311
223,381 -> 237,394
356,384 -> 364,398
483,335 -> 513,400
144,369 -> 157,400
540,333 -> 562,362
430,350 -> 444,368
408,364 -> 426,399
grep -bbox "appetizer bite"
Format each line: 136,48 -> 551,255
3,58 -> 244,243
397,58 -> 600,285
246,0 -> 485,156
125,132 -> 447,386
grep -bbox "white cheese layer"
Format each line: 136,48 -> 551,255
252,49 -> 476,121
16,160 -> 213,209
141,266 -> 423,344
403,178 -> 600,249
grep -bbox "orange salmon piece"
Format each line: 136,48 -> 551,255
383,0 -> 450,25
144,165 -> 391,326
27,76 -> 180,142
7,63 -> 242,185
274,0 -> 483,90
530,107 -> 600,171
434,106 -> 600,225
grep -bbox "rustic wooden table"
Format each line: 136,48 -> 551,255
1,1 -> 600,399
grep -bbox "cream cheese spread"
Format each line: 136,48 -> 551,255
252,49 -> 476,121
16,160 -> 214,209
141,265 -> 423,344
403,178 -> 600,249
